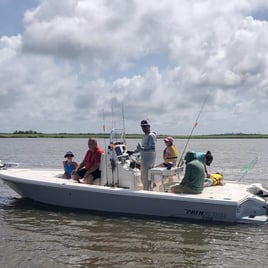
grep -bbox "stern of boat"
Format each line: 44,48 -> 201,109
236,186 -> 268,224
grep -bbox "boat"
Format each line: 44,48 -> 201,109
1,129 -> 268,224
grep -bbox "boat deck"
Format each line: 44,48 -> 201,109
0,168 -> 253,203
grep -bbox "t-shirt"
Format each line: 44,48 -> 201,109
64,161 -> 76,179
83,146 -> 104,170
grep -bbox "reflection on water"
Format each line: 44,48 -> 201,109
1,138 -> 268,267
2,197 -> 268,267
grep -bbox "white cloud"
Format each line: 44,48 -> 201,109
0,0 -> 268,134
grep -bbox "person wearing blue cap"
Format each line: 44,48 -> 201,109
131,119 -> 157,190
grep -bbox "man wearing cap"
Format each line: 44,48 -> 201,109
133,120 -> 157,190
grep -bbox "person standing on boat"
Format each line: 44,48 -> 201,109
72,138 -> 104,184
62,151 -> 78,179
155,136 -> 178,168
196,151 -> 213,178
170,151 -> 205,194
132,119 -> 157,190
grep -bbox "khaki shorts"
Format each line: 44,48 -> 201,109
172,184 -> 202,194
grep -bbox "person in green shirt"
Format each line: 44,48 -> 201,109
170,151 -> 205,194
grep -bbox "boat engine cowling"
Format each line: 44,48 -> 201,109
247,183 -> 268,203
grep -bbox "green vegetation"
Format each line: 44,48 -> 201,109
0,131 -> 267,139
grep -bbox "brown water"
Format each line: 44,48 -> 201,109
1,138 -> 268,267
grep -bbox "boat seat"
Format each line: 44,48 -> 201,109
93,153 -> 105,185
148,166 -> 183,192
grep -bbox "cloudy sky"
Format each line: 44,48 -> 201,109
0,0 -> 268,135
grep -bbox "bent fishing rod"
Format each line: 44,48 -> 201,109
177,95 -> 208,167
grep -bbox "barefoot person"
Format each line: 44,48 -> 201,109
171,151 -> 205,194
62,151 -> 78,179
72,138 -> 104,184
155,136 -> 178,168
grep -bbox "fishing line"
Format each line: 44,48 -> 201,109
177,95 -> 208,167
237,156 -> 258,182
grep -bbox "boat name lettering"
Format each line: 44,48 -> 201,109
184,209 -> 204,216
184,209 -> 226,219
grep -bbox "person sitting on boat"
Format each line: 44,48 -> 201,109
204,172 -> 224,187
128,119 -> 157,190
62,151 -> 78,179
170,151 -> 205,194
155,136 -> 178,168
72,138 -> 104,184
196,151 -> 213,178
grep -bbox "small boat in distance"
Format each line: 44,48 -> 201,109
1,129 -> 268,224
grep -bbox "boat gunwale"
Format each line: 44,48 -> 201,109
0,168 -> 253,206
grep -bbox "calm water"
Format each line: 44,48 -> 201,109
1,138 -> 268,268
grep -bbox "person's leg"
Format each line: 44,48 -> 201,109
82,169 -> 101,184
170,184 -> 184,193
72,168 -> 87,181
82,172 -> 94,184
171,184 -> 201,194
140,164 -> 149,190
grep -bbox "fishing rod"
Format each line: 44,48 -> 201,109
115,104 -> 126,187
121,104 -> 126,144
177,95 -> 208,167
102,110 -> 109,186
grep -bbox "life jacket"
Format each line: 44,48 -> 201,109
164,145 -> 178,164
210,173 -> 223,186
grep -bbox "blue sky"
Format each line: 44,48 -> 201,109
0,0 -> 36,36
0,0 -> 268,135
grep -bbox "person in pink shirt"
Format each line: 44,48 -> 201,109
72,138 -> 104,184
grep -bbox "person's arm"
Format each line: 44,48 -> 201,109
147,133 -> 156,151
163,147 -> 170,161
204,166 -> 210,178
75,160 -> 85,171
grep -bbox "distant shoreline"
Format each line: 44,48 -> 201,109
0,133 -> 267,139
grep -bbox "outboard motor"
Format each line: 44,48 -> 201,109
247,184 -> 268,213
0,160 -> 6,169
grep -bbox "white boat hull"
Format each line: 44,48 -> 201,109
1,168 -> 268,224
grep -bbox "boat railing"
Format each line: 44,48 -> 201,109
109,128 -> 126,145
